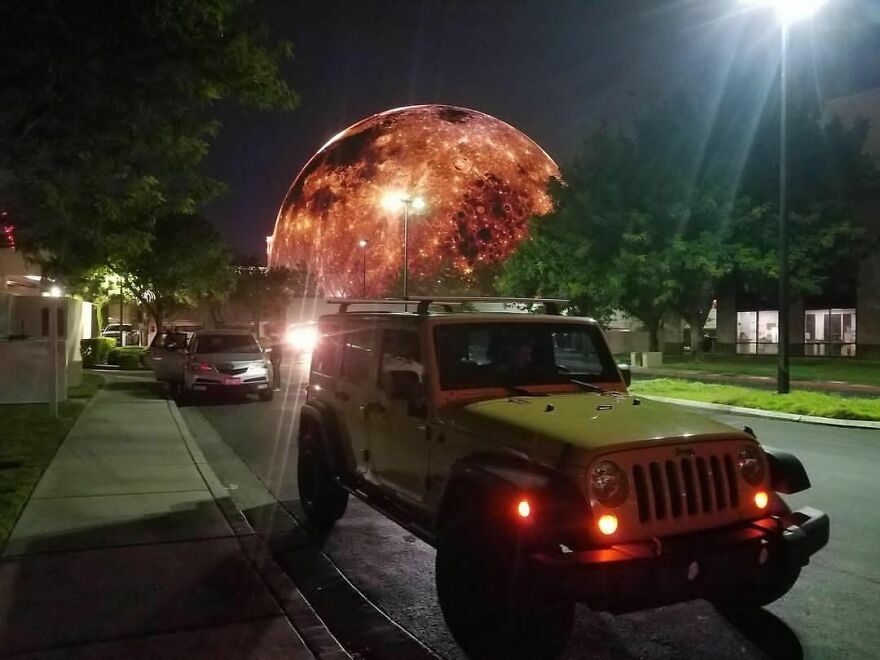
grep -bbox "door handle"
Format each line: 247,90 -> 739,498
361,401 -> 386,417
335,391 -> 349,402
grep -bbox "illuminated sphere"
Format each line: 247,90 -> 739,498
269,104 -> 560,296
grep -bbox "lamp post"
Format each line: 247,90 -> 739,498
381,192 -> 426,300
119,279 -> 125,347
741,0 -> 829,394
358,239 -> 368,297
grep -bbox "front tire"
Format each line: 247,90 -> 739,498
258,388 -> 274,402
297,424 -> 348,527
435,515 -> 574,660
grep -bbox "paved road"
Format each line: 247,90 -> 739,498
185,360 -> 880,660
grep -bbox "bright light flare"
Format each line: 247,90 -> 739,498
381,192 -> 405,212
358,239 -> 368,248
287,325 -> 319,352
754,491 -> 769,509
381,192 -> 426,213
597,514 -> 618,536
516,499 -> 531,519
740,0 -> 830,25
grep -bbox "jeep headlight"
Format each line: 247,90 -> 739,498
737,444 -> 765,485
590,460 -> 628,507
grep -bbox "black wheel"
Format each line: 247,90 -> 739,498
259,388 -> 274,402
435,515 -> 574,660
175,385 -> 193,405
297,425 -> 348,526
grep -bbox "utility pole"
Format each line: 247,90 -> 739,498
777,23 -> 790,394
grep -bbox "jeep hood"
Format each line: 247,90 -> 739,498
439,393 -> 746,463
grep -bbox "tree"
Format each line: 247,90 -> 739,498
229,257 -> 306,330
0,0 -> 297,281
499,90 -> 878,357
71,267 -> 137,331
112,213 -> 233,334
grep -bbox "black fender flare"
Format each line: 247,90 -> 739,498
762,445 -> 811,494
435,452 -> 585,535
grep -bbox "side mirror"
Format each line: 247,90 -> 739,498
383,370 -> 422,401
618,363 -> 632,387
263,347 -> 273,355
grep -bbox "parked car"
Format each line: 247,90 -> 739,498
101,323 -> 140,345
145,330 -> 189,388
182,329 -> 273,401
296,296 -> 829,659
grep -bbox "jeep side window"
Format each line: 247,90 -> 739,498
312,324 -> 339,376
341,329 -> 375,383
379,329 -> 424,386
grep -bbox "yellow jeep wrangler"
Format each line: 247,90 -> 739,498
297,297 -> 829,660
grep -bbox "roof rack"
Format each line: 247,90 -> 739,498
325,296 -> 569,315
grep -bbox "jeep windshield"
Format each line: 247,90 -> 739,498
434,322 -> 619,390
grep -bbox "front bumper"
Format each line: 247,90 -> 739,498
190,377 -> 270,393
191,382 -> 270,393
531,506 -> 829,612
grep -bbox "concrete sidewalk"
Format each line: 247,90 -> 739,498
633,366 -> 880,396
0,375 -> 347,659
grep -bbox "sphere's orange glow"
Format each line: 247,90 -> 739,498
269,105 -> 560,296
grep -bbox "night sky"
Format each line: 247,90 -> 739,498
201,0 -> 880,256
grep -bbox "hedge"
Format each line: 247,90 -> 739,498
108,346 -> 148,370
80,337 -> 117,367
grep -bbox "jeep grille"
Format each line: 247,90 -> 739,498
632,454 -> 740,523
589,439 -> 752,542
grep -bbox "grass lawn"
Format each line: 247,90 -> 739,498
654,355 -> 880,387
0,373 -> 104,547
630,378 -> 880,422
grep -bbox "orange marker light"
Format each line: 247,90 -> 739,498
597,514 -> 618,536
754,491 -> 769,509
517,499 -> 531,518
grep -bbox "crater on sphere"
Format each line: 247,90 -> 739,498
436,106 -> 474,123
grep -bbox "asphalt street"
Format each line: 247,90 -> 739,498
182,360 -> 880,660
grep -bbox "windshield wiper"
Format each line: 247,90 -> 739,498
569,379 -> 605,394
504,385 -> 547,398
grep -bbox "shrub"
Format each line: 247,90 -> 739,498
108,346 -> 148,370
80,337 -> 117,367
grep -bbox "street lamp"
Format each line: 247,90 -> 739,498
358,239 -> 368,297
740,0 -> 830,394
381,192 -> 426,299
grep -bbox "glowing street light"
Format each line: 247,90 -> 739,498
741,0 -> 829,25
739,0 -> 830,394
358,239 -> 368,297
380,192 -> 426,299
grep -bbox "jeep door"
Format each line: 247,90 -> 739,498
366,327 -> 429,504
337,325 -> 378,475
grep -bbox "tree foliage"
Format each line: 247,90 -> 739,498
115,213 -> 234,333
229,256 -> 306,327
0,0 -> 297,279
499,91 -> 878,356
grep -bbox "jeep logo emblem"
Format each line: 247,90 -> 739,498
675,447 -> 696,458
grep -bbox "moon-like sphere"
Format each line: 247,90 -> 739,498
269,104 -> 560,296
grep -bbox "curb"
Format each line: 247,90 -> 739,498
168,399 -> 351,660
638,394 -> 880,429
